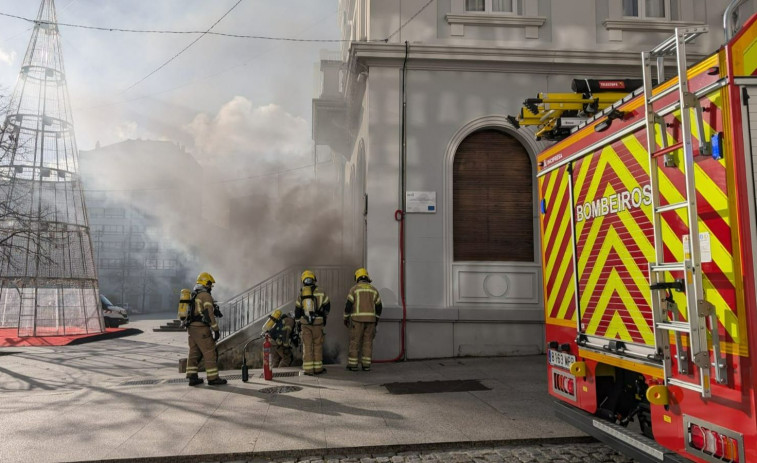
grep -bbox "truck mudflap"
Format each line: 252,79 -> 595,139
553,401 -> 690,463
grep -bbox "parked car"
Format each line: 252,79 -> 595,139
100,294 -> 129,328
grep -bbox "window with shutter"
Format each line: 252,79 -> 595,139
453,129 -> 533,262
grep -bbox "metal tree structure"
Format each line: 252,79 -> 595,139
0,0 -> 103,336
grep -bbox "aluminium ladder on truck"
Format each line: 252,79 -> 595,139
641,26 -> 727,398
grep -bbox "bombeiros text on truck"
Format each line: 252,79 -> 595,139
515,3 -> 757,463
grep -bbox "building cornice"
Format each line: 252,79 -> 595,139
445,13 -> 547,28
348,42 -> 704,74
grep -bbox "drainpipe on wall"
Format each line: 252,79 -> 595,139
377,41 -> 409,363
400,40 -> 408,361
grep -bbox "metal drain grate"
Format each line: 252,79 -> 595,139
383,379 -> 490,395
164,378 -> 189,384
120,379 -> 162,386
260,371 -> 301,378
164,375 -> 242,384
258,385 -> 302,394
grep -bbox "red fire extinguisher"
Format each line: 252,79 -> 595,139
263,334 -> 273,381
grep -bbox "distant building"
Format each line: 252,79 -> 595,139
313,0 -> 756,359
79,140 -> 201,313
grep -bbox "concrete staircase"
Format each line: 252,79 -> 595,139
214,265 -> 351,370
152,319 -> 185,332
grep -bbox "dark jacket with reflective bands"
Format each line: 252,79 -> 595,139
344,282 -> 382,323
267,315 -> 295,347
192,289 -> 219,332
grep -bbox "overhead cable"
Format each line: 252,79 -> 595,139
384,0 -> 435,42
122,0 -> 245,93
75,8 -> 340,112
0,10 -> 348,42
0,0 -> 436,44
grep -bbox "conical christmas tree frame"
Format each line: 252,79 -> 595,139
0,0 -> 103,336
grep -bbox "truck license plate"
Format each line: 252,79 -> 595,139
548,350 -> 576,371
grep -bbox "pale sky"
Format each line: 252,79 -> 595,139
0,0 -> 341,151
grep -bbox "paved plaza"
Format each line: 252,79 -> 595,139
0,314 -> 634,463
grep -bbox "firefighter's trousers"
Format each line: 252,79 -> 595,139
272,345 -> 293,367
186,323 -> 220,380
348,321 -> 376,369
301,324 -> 324,374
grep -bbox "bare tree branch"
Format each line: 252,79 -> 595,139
0,89 -> 58,276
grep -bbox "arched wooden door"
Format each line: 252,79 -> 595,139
453,129 -> 534,262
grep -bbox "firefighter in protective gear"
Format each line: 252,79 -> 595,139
344,268 -> 382,371
262,309 -> 295,367
295,270 -> 330,375
185,272 -> 227,386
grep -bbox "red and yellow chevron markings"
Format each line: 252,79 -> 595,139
561,86 -> 746,354
541,167 -> 576,328
641,89 -> 746,355
573,142 -> 656,346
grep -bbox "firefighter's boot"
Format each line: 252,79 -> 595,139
208,377 -> 227,386
188,375 -> 204,386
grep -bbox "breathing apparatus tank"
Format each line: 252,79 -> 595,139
177,288 -> 192,321
301,285 -> 316,323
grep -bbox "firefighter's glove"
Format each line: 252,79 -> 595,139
213,330 -> 221,342
213,304 -> 223,318
344,319 -> 350,328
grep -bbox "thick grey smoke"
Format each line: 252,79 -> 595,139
188,97 -> 313,170
80,97 -> 343,298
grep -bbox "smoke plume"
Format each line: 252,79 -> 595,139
80,97 -> 343,299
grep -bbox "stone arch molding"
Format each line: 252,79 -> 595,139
442,116 -> 545,309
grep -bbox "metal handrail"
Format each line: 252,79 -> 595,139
217,265 -> 351,338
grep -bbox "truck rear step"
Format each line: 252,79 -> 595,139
553,401 -> 690,463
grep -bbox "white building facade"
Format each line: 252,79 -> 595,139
312,0 -> 756,360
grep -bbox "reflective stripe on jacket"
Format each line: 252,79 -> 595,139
344,282 -> 382,323
194,291 -> 219,331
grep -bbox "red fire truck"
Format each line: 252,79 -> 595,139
536,12 -> 757,463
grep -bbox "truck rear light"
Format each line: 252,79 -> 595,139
551,369 -> 576,401
690,424 -> 704,450
686,417 -> 743,463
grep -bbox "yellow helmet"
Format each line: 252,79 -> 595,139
196,272 -> 216,287
301,270 -> 316,285
355,267 -> 370,282
270,309 -> 282,321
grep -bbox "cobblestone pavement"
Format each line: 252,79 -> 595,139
201,442 -> 637,463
